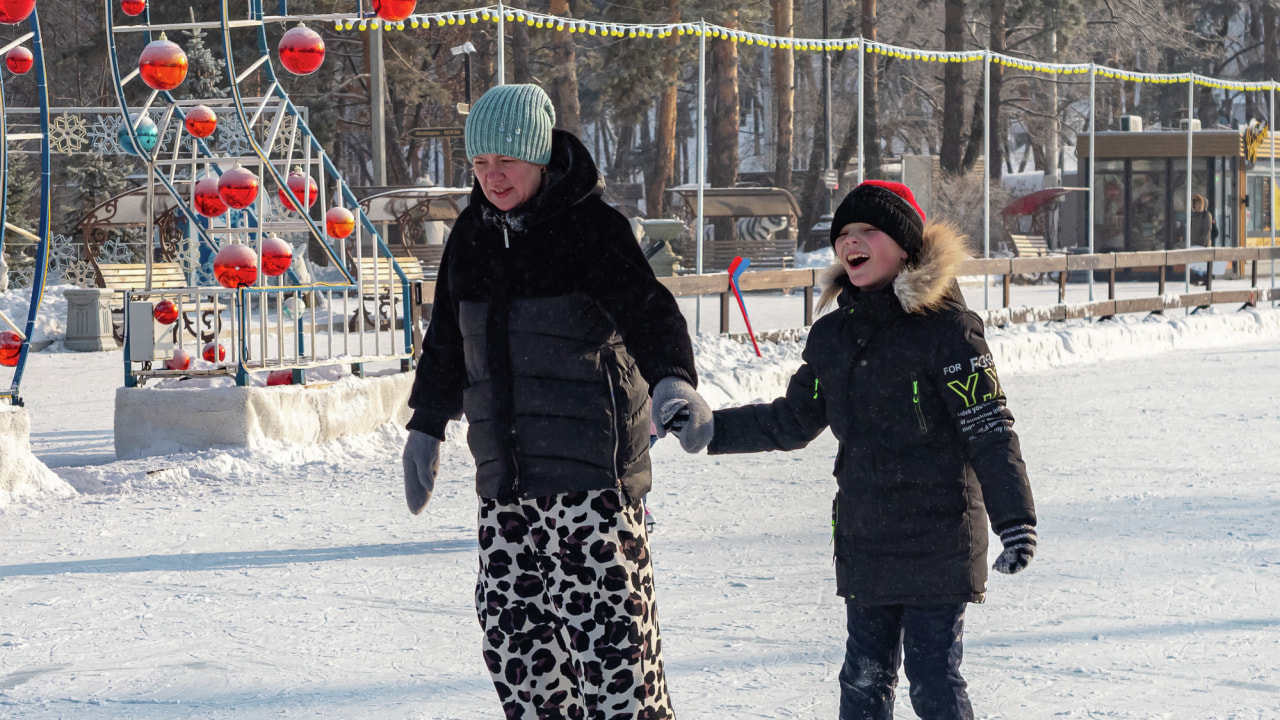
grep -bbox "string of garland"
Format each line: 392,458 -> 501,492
328,4 -> 1279,89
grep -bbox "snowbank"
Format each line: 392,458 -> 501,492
114,372 -> 414,460
0,404 -> 74,506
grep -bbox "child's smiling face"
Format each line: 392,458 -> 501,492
834,222 -> 909,291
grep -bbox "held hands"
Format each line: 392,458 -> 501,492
993,524 -> 1037,575
401,430 -> 441,515
651,377 -> 714,453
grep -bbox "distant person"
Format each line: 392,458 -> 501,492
1189,193 -> 1216,284
400,83 -> 711,719
665,180 -> 1037,720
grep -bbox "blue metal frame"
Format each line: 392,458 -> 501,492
1,13 -> 52,406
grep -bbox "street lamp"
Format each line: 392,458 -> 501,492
450,41 -> 476,113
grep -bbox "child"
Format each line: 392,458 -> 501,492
668,180 -> 1037,720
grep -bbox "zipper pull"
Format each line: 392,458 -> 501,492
503,226 -> 510,249
813,378 -> 820,400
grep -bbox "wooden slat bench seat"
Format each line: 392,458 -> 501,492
97,262 -> 189,292
1008,234 -> 1051,258
350,256 -> 425,332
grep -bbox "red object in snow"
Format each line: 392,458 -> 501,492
266,369 -> 294,386
218,165 -> 259,210
213,244 -> 258,289
373,0 -> 417,22
0,330 -> 22,367
193,176 -> 227,217
325,206 -> 355,239
166,348 -> 191,370
278,25 -> 325,75
5,46 -> 33,75
1001,187 -> 1072,217
153,299 -> 179,325
0,0 -> 36,24
278,172 -> 317,212
184,105 -> 217,139
202,342 -> 226,363
261,235 -> 293,277
138,35 -> 188,91
120,0 -> 146,16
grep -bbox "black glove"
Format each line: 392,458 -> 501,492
401,430 -> 441,515
993,524 -> 1037,575
651,377 -> 714,453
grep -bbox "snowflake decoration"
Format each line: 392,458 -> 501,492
49,114 -> 88,154
7,264 -> 34,290
61,260 -> 97,287
215,121 -> 253,158
86,113 -> 127,156
97,236 -> 142,264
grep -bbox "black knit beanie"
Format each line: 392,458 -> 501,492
830,180 -> 927,265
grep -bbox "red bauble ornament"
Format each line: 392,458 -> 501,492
166,348 -> 191,370
213,244 -> 258,289
373,0 -> 417,22
261,235 -> 293,277
184,105 -> 217,139
202,342 -> 226,363
193,176 -> 227,217
278,25 -> 325,76
325,206 -> 355,239
0,0 -> 36,25
138,35 -> 188,91
5,46 -> 32,75
153,299 -> 179,324
120,0 -> 146,16
278,172 -> 317,213
266,369 -> 294,386
0,330 -> 22,367
217,165 -> 259,210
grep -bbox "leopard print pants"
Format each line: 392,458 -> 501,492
476,489 -> 675,720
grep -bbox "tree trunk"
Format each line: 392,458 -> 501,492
860,0 -> 882,179
987,0 -> 1005,180
939,0 -> 966,173
772,0 -> 794,191
708,10 -> 740,189
548,0 -> 582,136
509,0 -> 532,84
646,0 -> 681,218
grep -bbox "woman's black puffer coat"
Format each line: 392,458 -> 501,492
407,130 -> 696,503
708,223 -> 1036,605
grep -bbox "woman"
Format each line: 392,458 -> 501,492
401,83 -> 711,719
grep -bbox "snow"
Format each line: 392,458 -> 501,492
2,284 -> 1280,718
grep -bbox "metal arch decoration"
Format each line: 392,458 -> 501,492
0,11 -> 52,406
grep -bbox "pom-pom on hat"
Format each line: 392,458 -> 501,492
465,84 -> 556,166
830,180 -> 927,264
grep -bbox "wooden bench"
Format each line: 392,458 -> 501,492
1008,234 -> 1050,257
351,256 -> 425,331
97,263 -> 190,344
402,245 -> 445,278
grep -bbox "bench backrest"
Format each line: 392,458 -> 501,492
1008,234 -> 1050,257
357,256 -> 425,290
98,262 -> 189,290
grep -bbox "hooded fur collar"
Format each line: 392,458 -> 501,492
474,129 -> 606,233
818,221 -> 970,314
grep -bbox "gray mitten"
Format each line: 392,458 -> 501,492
402,430 -> 441,515
651,377 -> 714,453
993,524 -> 1037,575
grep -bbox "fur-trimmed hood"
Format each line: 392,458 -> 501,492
818,221 -> 970,314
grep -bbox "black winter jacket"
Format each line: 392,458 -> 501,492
407,130 -> 697,502
708,223 -> 1036,605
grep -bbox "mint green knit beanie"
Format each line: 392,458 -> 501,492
465,84 -> 556,165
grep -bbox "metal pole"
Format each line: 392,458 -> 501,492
370,25 -> 386,188
496,1 -> 506,86
1272,84 -> 1276,293
1088,64 -> 1096,301
695,20 -> 707,334
822,0 -> 833,214
1185,73 -> 1194,294
857,38 -> 864,184
983,48 -> 991,310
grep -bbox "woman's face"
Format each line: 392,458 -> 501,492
834,222 -> 909,291
1192,197 -> 1205,212
472,154 -> 545,212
